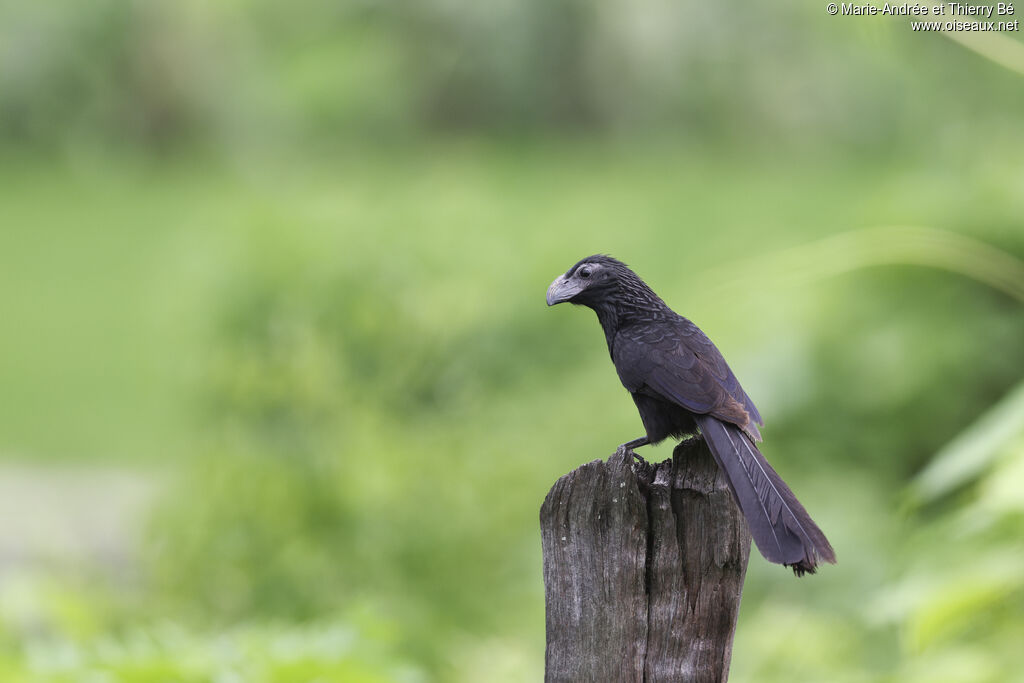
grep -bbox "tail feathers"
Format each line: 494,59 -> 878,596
695,415 -> 836,576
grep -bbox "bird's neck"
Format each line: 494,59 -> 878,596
591,286 -> 672,348
592,303 -> 621,350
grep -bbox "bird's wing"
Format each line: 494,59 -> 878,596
614,318 -> 763,438
675,317 -> 763,427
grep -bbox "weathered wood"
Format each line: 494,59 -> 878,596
541,438 -> 751,683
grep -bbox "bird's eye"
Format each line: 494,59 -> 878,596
579,267 -> 592,278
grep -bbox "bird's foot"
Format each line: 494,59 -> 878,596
617,437 -> 651,468
619,436 -> 650,452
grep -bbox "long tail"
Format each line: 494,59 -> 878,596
695,414 -> 836,576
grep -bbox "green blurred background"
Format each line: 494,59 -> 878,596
1,1 -> 1023,681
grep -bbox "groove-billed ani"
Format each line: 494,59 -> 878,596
547,255 -> 835,575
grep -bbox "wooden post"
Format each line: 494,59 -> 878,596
540,438 -> 752,682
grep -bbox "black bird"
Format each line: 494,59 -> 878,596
546,255 -> 835,575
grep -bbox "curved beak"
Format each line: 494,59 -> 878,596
546,274 -> 584,306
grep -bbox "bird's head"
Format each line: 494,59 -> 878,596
546,255 -> 631,307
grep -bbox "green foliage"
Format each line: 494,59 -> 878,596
910,379 -> 1024,501
7,614 -> 416,682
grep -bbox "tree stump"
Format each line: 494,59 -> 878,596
540,437 -> 752,682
